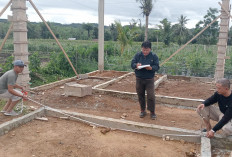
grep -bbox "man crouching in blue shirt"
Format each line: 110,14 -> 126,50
197,78 -> 232,138
131,41 -> 160,120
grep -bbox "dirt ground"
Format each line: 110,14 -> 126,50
89,70 -> 128,78
0,71 -> 227,156
105,73 -> 214,99
0,71 -> 215,130
0,117 -> 200,157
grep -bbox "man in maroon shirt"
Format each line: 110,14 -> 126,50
197,78 -> 232,138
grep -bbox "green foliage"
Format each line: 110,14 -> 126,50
29,52 -> 41,72
0,56 -> 14,72
158,18 -> 171,46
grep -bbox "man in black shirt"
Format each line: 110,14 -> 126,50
131,41 -> 159,120
197,78 -> 232,138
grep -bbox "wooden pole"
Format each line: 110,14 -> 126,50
28,0 -> 79,77
0,0 -> 12,17
218,2 -> 231,18
160,14 -> 221,66
0,23 -> 13,52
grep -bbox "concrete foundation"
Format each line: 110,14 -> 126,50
64,82 -> 92,97
1,107 -> 232,156
23,70 -> 232,155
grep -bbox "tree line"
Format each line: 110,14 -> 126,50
0,7 -> 232,46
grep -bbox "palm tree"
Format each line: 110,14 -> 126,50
178,15 -> 189,36
174,15 -> 189,45
115,21 -> 137,55
136,0 -> 156,41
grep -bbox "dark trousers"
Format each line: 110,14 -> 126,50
136,77 -> 155,113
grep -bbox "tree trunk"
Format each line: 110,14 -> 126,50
145,15 -> 149,41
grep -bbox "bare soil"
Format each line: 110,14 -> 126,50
105,73 -> 214,99
156,79 -> 214,100
0,117 -> 200,157
89,70 -> 128,78
105,73 -> 161,93
27,85 -> 203,131
0,71 -> 222,156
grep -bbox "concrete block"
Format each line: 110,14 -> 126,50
0,108 -> 45,136
155,75 -> 167,89
65,82 -> 92,97
46,108 -> 201,144
201,137 -> 211,157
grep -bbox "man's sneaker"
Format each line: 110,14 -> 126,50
201,128 -> 207,132
4,110 -> 18,116
150,113 -> 157,120
140,111 -> 147,118
0,110 -> 6,113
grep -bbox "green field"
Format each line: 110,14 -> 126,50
1,39 -> 232,87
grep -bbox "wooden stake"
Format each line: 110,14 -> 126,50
28,0 -> 79,78
0,23 -> 13,52
160,14 -> 221,66
218,2 -> 231,18
0,0 -> 12,17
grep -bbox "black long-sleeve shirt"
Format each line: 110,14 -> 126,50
131,51 -> 159,79
203,91 -> 232,132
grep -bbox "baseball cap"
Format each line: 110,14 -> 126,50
13,60 -> 26,67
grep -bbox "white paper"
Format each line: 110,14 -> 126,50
137,65 -> 150,69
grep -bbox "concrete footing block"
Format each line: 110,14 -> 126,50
0,108 -> 45,136
46,108 -> 201,144
201,137 -> 211,157
155,75 -> 167,89
65,82 -> 92,97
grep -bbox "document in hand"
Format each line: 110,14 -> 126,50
137,65 -> 150,69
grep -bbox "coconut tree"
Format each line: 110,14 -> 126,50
173,15 -> 189,45
136,0 -> 156,41
115,21 -> 138,55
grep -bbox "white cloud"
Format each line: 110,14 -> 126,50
0,0 -> 223,29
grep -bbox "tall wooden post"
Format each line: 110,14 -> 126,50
214,0 -> 230,81
98,0 -> 104,72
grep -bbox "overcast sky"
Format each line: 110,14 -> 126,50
0,0 -> 221,28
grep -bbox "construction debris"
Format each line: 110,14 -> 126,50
120,113 -> 128,119
59,116 -> 70,120
29,106 -> 37,111
100,128 -> 111,135
35,117 -> 48,121
185,149 -> 198,157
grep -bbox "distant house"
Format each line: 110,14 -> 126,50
68,38 -> 76,40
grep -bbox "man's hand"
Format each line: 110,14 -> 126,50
22,95 -> 28,100
21,86 -> 26,92
136,63 -> 142,69
197,104 -> 205,112
145,66 -> 152,70
206,130 -> 215,138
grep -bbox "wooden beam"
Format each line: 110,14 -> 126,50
28,0 -> 79,78
160,14 -> 221,66
0,23 -> 13,52
0,0 -> 12,17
